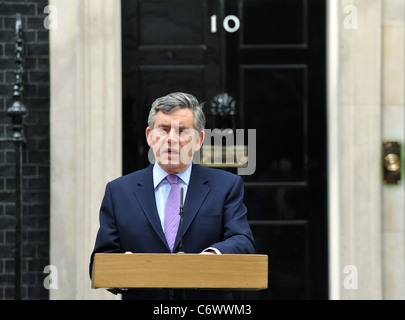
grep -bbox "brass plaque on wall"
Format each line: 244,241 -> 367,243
383,141 -> 401,185
200,145 -> 248,168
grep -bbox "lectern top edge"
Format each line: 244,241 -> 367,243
92,253 -> 268,290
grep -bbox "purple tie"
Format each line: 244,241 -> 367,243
164,175 -> 180,252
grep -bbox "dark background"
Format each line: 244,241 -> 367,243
0,0 -> 50,300
122,0 -> 328,299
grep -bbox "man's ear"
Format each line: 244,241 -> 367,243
146,127 -> 153,147
194,130 -> 205,152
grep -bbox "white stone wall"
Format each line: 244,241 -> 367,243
49,0 -> 122,300
381,0 -> 405,300
329,0 -> 405,299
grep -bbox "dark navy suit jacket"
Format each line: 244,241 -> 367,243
89,164 -> 256,300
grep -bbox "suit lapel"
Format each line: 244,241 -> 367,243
133,164 -> 211,252
174,164 -> 211,250
133,165 -> 169,250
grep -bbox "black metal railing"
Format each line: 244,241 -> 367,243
0,13 -> 27,300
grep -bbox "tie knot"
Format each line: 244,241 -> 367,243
166,174 -> 178,185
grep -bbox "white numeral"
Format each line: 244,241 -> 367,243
210,15 -> 240,33
211,15 -> 218,33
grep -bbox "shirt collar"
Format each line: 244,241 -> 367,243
153,163 -> 192,188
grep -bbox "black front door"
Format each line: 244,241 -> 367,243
122,0 -> 328,299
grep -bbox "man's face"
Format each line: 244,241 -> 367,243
146,108 -> 204,174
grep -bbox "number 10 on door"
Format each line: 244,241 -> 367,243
211,15 -> 241,33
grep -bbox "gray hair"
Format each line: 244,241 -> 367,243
147,92 -> 206,132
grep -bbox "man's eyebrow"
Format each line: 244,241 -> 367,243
157,123 -> 169,128
157,123 -> 190,130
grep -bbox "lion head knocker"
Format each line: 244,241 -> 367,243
210,93 -> 237,132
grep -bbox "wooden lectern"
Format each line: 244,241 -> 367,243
91,253 -> 268,290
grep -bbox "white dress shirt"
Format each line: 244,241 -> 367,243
152,163 -> 220,254
153,162 -> 191,232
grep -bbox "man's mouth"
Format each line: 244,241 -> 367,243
166,148 -> 179,155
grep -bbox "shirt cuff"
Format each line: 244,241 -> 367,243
202,247 -> 222,254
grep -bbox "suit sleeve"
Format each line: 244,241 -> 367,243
89,182 -> 122,279
210,175 -> 256,254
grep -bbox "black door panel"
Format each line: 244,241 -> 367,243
122,0 -> 327,299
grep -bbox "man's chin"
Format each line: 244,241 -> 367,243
156,159 -> 192,173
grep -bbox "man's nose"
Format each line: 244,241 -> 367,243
167,128 -> 179,142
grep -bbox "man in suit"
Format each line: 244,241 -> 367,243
89,92 -> 256,300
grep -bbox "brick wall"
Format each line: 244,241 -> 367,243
0,0 -> 50,300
